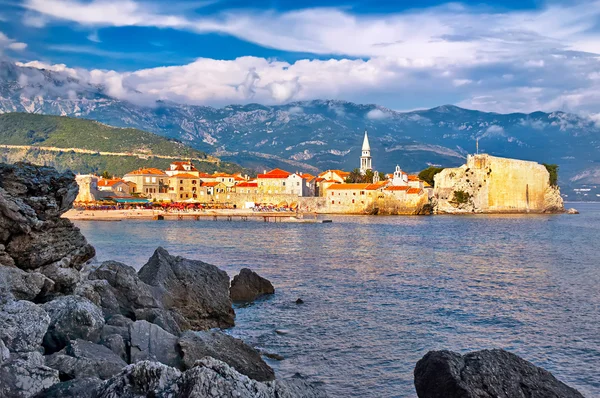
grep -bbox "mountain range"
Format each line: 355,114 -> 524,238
1,60 -> 599,201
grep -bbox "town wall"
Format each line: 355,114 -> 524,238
433,154 -> 564,213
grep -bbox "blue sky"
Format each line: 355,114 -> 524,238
1,0 -> 600,113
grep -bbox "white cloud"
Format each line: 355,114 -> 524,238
87,31 -> 101,43
8,42 -> 27,51
366,109 -> 391,120
452,79 -> 472,87
0,31 -> 27,53
480,125 -> 506,138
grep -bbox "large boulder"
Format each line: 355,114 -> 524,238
0,351 -> 60,398
42,296 -> 105,354
88,261 -> 159,318
230,268 -> 275,302
94,360 -> 182,398
0,162 -> 95,296
178,330 -> 275,381
0,300 -> 50,353
129,320 -> 181,368
45,339 -> 127,381
0,267 -> 53,301
34,378 -> 102,398
138,247 -> 234,331
94,358 -> 326,398
414,349 -> 584,398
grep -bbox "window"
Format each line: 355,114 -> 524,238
180,194 -> 183,199
180,180 -> 183,184
297,182 -> 300,186
192,180 -> 197,184
282,181 -> 286,186
186,194 -> 189,198
332,200 -> 335,204
352,199 -> 355,204
360,191 -> 365,195
180,187 -> 183,191
152,177 -> 156,183
353,192 -> 356,195
145,177 -> 150,183
331,192 -> 334,196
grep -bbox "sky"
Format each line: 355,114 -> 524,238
1,0 -> 600,113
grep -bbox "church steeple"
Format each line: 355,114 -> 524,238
360,130 -> 372,175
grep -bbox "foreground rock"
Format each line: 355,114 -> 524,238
129,320 -> 180,368
45,339 -> 127,380
138,247 -> 235,331
0,163 -> 95,296
0,352 -> 60,398
178,330 -> 275,381
230,268 -> 275,302
0,300 -> 50,353
414,349 -> 583,398
93,358 -> 326,398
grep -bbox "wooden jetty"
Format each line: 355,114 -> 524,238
155,212 -> 332,223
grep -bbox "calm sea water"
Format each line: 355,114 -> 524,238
74,203 -> 600,398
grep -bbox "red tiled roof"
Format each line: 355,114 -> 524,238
172,173 -> 198,179
407,188 -> 423,194
315,177 -> 325,182
385,186 -> 409,191
97,179 -> 123,187
408,175 -> 420,181
198,173 -> 214,178
329,182 -> 387,191
257,168 -> 291,179
171,161 -> 198,171
236,182 -> 258,188
318,170 -> 350,178
125,168 -> 168,176
201,181 -> 221,187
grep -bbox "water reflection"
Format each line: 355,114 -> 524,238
75,203 -> 600,397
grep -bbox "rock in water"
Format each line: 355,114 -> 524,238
230,268 -> 275,302
0,300 -> 50,353
0,162 -> 95,296
414,349 -> 584,398
42,296 -> 105,354
567,208 -> 580,214
177,330 -> 275,381
0,351 -> 60,398
45,339 -> 127,381
94,358 -> 326,398
138,247 -> 235,331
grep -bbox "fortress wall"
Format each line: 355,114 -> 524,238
434,154 -> 554,213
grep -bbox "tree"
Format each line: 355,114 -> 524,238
101,170 -> 111,179
542,163 -> 559,186
344,169 -> 385,184
418,166 -> 445,187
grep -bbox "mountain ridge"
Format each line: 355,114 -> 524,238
1,60 -> 600,200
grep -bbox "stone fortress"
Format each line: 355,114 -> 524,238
433,154 -> 564,214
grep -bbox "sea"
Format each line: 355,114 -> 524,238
74,202 -> 600,398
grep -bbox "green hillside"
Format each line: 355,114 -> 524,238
0,113 -> 245,176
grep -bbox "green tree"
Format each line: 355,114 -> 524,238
101,170 -> 111,179
542,163 -> 559,186
452,190 -> 471,204
418,166 -> 445,187
345,169 -> 384,183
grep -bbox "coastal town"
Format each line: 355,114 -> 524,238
73,131 -> 432,216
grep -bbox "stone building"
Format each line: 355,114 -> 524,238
433,154 -> 564,213
168,173 -> 200,201
257,169 -> 292,194
165,161 -> 200,177
123,168 -> 169,198
326,182 -> 388,213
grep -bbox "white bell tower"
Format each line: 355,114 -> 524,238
360,130 -> 372,175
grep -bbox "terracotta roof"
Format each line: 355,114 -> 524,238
408,175 -> 420,181
329,182 -> 387,191
213,172 -> 233,177
172,173 -> 198,179
201,181 -> 222,187
318,169 -> 350,178
171,161 -> 198,171
407,188 -> 423,194
257,168 -> 291,179
97,179 -> 123,187
198,173 -> 214,178
236,182 -> 258,188
385,186 -> 410,191
315,177 -> 325,182
125,168 -> 168,176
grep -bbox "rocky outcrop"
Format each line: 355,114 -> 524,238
0,163 -> 95,296
42,295 -> 105,354
178,330 -> 275,381
414,349 -> 583,398
45,339 -> 127,381
138,247 -> 235,331
35,378 -> 102,398
0,267 -> 53,301
0,351 -> 60,398
129,320 -> 181,368
0,300 -> 50,353
230,268 -> 275,303
93,358 -> 326,398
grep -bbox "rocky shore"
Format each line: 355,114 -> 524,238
0,162 -> 585,397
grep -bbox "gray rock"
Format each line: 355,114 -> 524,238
0,351 -> 60,398
75,279 -> 121,317
45,339 -> 127,380
178,330 -> 275,381
34,377 -> 102,398
0,300 -> 50,353
100,334 -> 128,363
0,162 -> 95,296
42,296 -> 105,353
0,267 -> 53,301
567,208 -> 580,214
88,261 -> 159,318
94,360 -> 182,398
414,349 -> 584,398
138,247 -> 234,331
0,340 -> 10,365
129,320 -> 181,368
95,358 -> 326,398
230,268 -> 275,302
134,307 -> 185,336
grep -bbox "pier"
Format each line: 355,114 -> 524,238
156,212 -> 329,223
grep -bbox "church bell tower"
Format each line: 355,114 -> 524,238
360,130 -> 372,175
